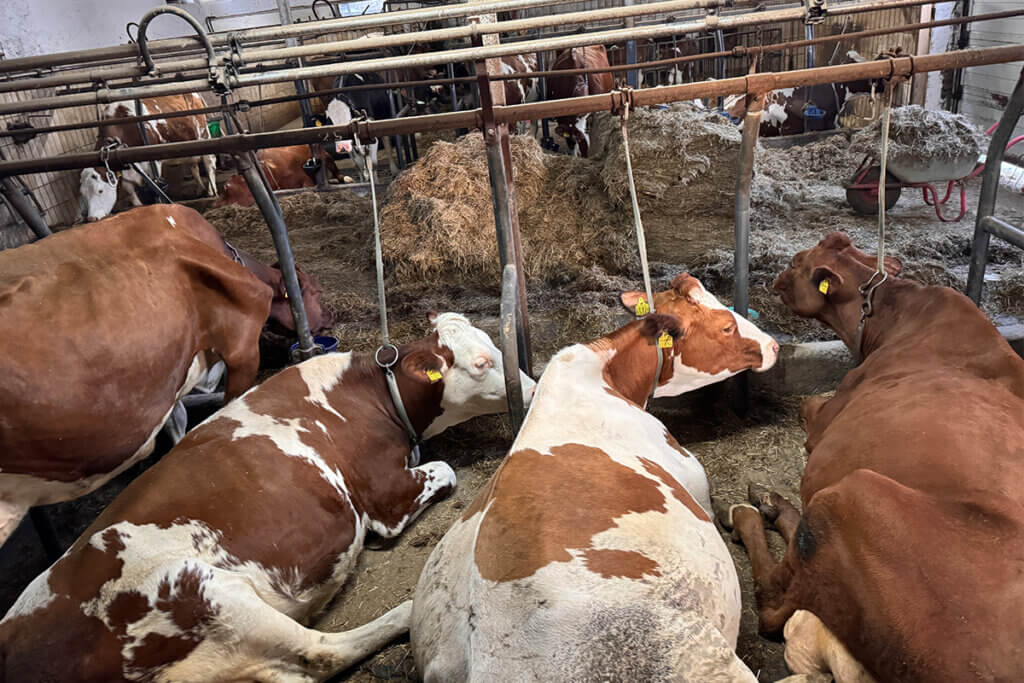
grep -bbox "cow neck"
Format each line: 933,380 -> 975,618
819,274 -> 905,363
356,344 -> 445,445
593,327 -> 667,407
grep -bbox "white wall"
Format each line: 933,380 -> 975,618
0,0 -> 200,60
962,0 -> 1024,138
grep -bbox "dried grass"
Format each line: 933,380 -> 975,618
380,132 -> 635,291
849,104 -> 983,164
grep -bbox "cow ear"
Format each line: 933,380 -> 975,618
811,266 -> 843,295
639,313 -> 683,342
620,291 -> 651,313
401,349 -> 445,384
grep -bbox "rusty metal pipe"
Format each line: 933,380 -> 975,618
2,44 -> 1023,177
0,0 -> 944,116
0,0 -> 737,94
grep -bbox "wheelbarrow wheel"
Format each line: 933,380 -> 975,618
846,166 -> 901,215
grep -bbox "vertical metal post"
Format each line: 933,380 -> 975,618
385,71 -> 407,170
501,264 -> 526,433
805,23 -> 815,68
714,29 -> 726,110
537,51 -> 551,142
624,0 -> 639,88
233,149 -> 317,358
472,27 -> 532,378
967,66 -> 1024,303
277,0 -> 326,189
0,175 -> 51,238
732,91 -> 763,412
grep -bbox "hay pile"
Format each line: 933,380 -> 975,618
751,133 -> 863,214
850,104 -> 983,164
592,103 -> 743,217
380,132 -> 635,290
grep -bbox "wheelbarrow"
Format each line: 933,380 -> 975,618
844,122 -> 1024,222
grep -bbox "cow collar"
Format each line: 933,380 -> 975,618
853,270 -> 888,364
375,344 -> 423,467
651,344 -> 665,402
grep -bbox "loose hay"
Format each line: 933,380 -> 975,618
849,104 -> 983,164
380,132 -> 635,290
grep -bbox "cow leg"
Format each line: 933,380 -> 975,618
726,503 -> 796,637
170,567 -> 410,682
0,499 -> 27,548
203,154 -> 218,196
749,483 -> 802,544
365,461 -> 456,538
783,610 -> 877,683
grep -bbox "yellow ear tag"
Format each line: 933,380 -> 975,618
634,297 -> 651,316
425,369 -> 443,383
818,279 -> 830,294
658,331 -> 673,349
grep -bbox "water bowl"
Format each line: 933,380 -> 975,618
290,335 -> 340,357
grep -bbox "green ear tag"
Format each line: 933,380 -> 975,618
634,297 -> 651,316
818,279 -> 830,294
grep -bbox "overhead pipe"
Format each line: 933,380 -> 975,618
0,0 -> 590,76
6,5 -> 1023,141
2,44 -> 1023,177
0,0 -> 742,94
0,0 -> 946,115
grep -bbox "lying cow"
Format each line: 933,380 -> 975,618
216,145 -> 345,207
79,93 -> 218,221
412,275 -> 779,681
0,312 -> 535,682
548,45 -> 613,157
0,204 -> 327,549
726,233 -> 1024,682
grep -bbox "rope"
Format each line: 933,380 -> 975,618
357,126 -> 389,345
876,79 -> 895,273
616,90 -> 655,314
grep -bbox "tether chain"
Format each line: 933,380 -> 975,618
616,89 -> 655,314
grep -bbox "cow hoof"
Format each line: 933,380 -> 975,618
717,502 -> 759,542
748,482 -> 782,522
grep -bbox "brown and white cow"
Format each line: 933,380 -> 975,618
0,204 -> 332,548
548,45 -> 614,157
0,204 -> 270,548
726,233 -> 1024,682
80,93 -> 218,222
411,275 -> 779,681
215,145 -> 344,208
0,312 -> 535,682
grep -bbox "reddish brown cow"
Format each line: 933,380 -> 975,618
726,233 -> 1024,682
548,46 -> 614,156
216,145 -> 344,208
80,93 -> 218,221
0,313 -> 535,682
0,204 -> 272,549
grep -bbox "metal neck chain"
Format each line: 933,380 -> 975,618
853,270 -> 888,364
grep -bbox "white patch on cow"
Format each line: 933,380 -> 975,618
424,313 -> 536,438
104,100 -> 148,120
411,337 -> 753,681
784,611 -> 877,683
296,352 -> 351,422
765,101 -> 789,128
367,461 -> 456,539
79,167 -> 118,222
167,216 -> 176,227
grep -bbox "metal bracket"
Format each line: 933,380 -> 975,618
805,0 -> 827,25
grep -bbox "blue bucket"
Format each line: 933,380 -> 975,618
290,335 -> 340,356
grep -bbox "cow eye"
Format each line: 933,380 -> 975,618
723,324 -> 736,334
473,356 -> 493,370
97,189 -> 104,194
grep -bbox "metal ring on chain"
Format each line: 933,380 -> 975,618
375,343 -> 400,369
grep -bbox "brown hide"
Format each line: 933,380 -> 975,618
760,233 -> 1024,681
216,145 -> 341,208
0,336 -> 455,680
97,93 -> 209,147
549,46 -> 613,156
0,204 -> 270,488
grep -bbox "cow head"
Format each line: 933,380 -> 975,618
619,273 -> 779,395
79,167 -> 118,222
555,116 -> 590,157
405,312 -> 535,438
772,232 -> 902,321
262,263 -> 332,338
325,96 -> 373,181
